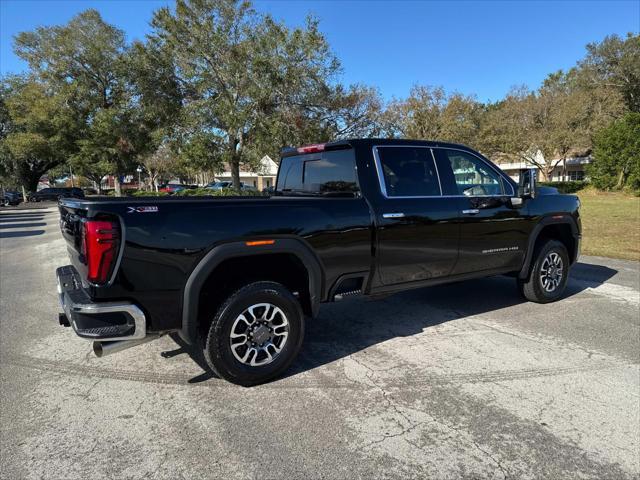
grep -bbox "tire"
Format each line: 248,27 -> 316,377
202,281 -> 305,386
518,239 -> 569,303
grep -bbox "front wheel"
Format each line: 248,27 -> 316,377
202,281 -> 305,386
518,239 -> 569,303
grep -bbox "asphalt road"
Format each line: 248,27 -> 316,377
1,205 -> 639,480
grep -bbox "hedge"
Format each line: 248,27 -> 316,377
538,181 -> 589,194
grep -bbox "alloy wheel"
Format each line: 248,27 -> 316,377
539,251 -> 564,293
229,303 -> 289,366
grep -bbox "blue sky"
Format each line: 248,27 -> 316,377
1,0 -> 638,102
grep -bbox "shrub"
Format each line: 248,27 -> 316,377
130,190 -> 170,197
588,112 -> 640,193
174,187 -> 266,197
538,181 -> 589,194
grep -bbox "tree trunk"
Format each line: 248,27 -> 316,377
616,168 -> 627,189
114,174 -> 122,197
540,168 -> 552,182
231,153 -> 241,190
20,169 -> 43,193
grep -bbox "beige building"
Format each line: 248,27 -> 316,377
496,155 -> 590,182
215,155 -> 278,190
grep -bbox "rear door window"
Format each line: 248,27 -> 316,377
375,147 -> 442,197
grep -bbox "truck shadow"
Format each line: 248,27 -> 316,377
166,262 -> 617,384
283,262 -> 619,379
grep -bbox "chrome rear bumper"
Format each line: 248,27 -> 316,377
56,265 -> 147,342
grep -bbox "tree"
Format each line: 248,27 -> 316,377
588,112 -> 640,191
14,10 -> 151,195
0,76 -> 79,192
480,74 -> 624,181
578,33 -> 640,112
383,85 -> 485,148
149,0 -> 341,189
142,143 -> 178,191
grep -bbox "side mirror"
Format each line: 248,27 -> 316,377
518,168 -> 537,199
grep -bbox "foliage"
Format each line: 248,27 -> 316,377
578,33 -> 640,112
130,187 -> 265,196
0,5 -> 637,193
141,143 -> 179,191
14,9 -> 178,195
0,76 -> 80,191
385,86 -> 486,149
130,189 -> 170,197
173,187 -> 265,196
148,0 -> 342,188
538,181 -> 589,194
588,112 -> 640,192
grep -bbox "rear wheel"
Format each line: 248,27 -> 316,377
518,239 -> 569,303
202,281 -> 305,386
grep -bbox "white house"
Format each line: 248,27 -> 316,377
496,154 -> 590,182
215,155 -> 278,190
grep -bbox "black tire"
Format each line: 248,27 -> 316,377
518,239 -> 569,303
203,281 -> 305,386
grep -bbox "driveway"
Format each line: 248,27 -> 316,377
1,207 -> 638,479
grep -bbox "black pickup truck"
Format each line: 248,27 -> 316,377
56,139 -> 581,385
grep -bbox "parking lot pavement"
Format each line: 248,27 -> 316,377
1,207 -> 639,480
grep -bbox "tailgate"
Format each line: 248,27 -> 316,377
58,200 -> 90,280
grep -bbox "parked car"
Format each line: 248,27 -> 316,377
29,187 -> 84,202
206,181 -> 256,191
1,191 -> 23,206
158,184 -> 198,194
158,184 -> 187,194
206,181 -> 233,190
56,139 -> 581,386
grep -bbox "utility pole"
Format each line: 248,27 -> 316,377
69,165 -> 74,187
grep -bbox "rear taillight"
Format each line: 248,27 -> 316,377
81,220 -> 119,285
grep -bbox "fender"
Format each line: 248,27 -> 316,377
518,214 -> 580,279
179,237 -> 324,345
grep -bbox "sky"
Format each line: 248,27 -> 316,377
1,0 -> 638,103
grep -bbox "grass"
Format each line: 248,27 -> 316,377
577,188 -> 640,261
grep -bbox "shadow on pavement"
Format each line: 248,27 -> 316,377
0,213 -> 46,221
0,229 -> 45,239
0,222 -> 47,229
163,333 -> 218,383
166,261 -> 618,382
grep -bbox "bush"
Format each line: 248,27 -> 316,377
538,181 -> 589,194
588,112 -> 640,193
127,188 -> 268,197
174,187 -> 266,197
130,190 -> 170,197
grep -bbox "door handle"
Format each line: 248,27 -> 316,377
382,212 -> 405,219
462,209 -> 480,215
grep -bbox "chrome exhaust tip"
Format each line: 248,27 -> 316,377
93,334 -> 160,358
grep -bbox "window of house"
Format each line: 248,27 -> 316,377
375,147 -> 441,197
443,149 -> 507,196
